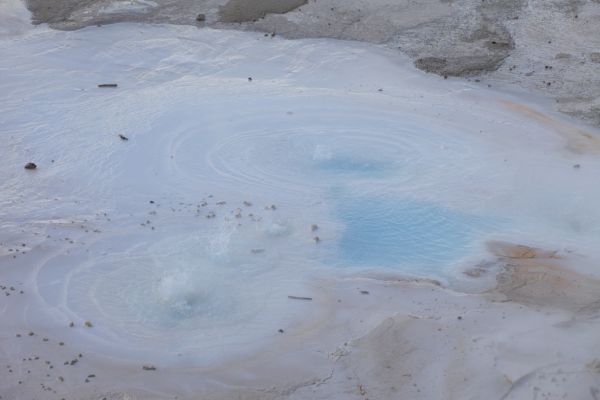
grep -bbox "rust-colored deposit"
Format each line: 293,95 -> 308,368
501,100 -> 600,154
486,241 -> 600,312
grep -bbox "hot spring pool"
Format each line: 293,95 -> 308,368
2,22 -> 600,363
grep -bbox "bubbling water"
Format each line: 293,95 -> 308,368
157,271 -> 204,316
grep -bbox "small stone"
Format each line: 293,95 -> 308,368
278,329 -> 284,333
573,164 -> 581,169
69,322 -> 74,327
118,134 -> 129,141
196,13 -> 206,22
311,224 -> 318,232
313,236 -> 320,243
24,162 -> 37,170
142,364 -> 157,371
84,321 -> 93,328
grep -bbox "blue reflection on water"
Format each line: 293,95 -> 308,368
336,197 -> 495,272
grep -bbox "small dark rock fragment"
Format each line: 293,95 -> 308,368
118,134 -> 129,141
24,162 -> 37,170
142,364 -> 157,371
196,13 -> 206,22
98,83 -> 117,88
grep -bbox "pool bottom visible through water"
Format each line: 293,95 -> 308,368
334,196 -> 498,274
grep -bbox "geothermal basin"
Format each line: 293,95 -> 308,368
1,4 -> 600,399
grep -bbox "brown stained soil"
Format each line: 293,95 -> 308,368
486,241 -> 600,312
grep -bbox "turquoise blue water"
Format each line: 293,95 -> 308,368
314,156 -> 390,175
335,197 -> 495,273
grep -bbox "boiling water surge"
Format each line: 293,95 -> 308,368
2,21 -> 600,362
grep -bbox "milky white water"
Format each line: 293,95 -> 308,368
2,7 -> 600,365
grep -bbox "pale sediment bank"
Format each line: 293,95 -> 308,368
2,246 -> 599,400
